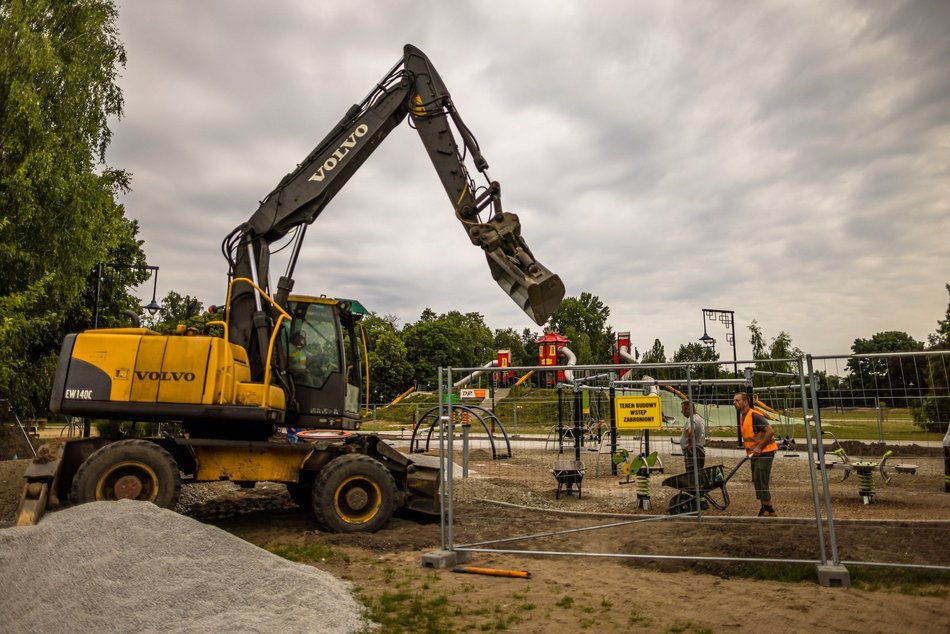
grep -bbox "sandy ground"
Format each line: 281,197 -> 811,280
2,439 -> 949,633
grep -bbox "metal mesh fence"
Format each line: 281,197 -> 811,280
418,352 -> 950,581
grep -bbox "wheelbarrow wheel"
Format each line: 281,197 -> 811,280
668,492 -> 711,515
669,492 -> 708,515
667,493 -> 690,515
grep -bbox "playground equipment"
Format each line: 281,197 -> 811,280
613,449 -> 659,510
452,350 -> 526,390
543,385 -> 611,453
818,431 -> 918,504
537,332 -> 575,386
389,386 -> 416,405
612,331 -> 640,380
453,359 -> 499,388
511,370 -> 534,388
663,455 -> 750,515
409,404 -> 512,460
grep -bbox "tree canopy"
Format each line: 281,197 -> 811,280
641,339 -> 665,364
912,284 -> 950,431
362,314 -> 413,403
548,292 -> 612,364
0,0 -> 144,415
401,309 -> 493,386
927,283 -> 950,350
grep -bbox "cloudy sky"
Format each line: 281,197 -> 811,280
109,1 -> 949,362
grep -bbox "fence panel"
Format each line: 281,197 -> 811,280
416,354 -> 950,583
808,351 -> 950,571
421,360 -> 846,578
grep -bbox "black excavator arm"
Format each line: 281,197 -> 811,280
224,44 -> 564,379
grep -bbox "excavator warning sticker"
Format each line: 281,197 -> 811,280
614,395 -> 663,430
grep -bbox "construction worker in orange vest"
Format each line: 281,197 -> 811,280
733,391 -> 779,517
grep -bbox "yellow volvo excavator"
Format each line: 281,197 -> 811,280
17,44 -> 564,533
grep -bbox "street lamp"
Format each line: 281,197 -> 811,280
93,263 -> 161,328
700,308 -> 740,444
700,308 -> 737,377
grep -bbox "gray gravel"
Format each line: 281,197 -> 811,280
0,500 -> 369,633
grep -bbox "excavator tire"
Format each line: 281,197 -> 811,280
70,439 -> 182,509
312,454 -> 395,533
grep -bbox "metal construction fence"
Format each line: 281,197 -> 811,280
420,351 -> 950,586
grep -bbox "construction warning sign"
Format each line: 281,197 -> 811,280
614,395 -> 663,430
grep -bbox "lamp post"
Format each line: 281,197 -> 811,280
93,263 -> 161,328
85,263 -> 160,438
700,309 -> 737,377
700,308 -> 740,444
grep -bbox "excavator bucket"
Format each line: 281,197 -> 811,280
471,212 -> 565,325
486,253 -> 564,326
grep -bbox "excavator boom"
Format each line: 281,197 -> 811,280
226,44 -> 563,378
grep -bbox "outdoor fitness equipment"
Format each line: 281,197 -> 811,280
818,431 -> 918,504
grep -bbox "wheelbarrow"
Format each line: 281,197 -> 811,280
661,455 -> 749,515
552,460 -> 585,499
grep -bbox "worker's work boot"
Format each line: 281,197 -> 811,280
758,506 -> 777,517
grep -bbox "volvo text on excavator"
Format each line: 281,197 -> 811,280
17,44 -> 564,533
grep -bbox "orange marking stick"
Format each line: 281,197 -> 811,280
451,566 -> 532,579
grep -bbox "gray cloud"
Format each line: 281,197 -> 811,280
111,0 -> 950,360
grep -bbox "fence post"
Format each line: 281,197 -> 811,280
875,396 -> 885,443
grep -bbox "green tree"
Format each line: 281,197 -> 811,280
401,310 -> 493,385
746,321 -> 802,389
493,327 -> 533,367
145,291 -> 211,334
768,331 -> 796,360
638,338 -> 666,380
672,342 -> 720,398
0,0 -> 141,416
672,342 -> 719,366
361,314 -> 412,403
519,327 -> 541,369
926,283 -> 950,349
548,292 -> 611,364
748,320 -> 767,360
641,339 -> 666,364
912,284 -> 950,431
847,331 -> 924,408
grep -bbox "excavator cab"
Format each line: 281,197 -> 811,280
283,295 -> 365,431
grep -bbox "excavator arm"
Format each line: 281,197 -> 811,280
224,44 -> 564,378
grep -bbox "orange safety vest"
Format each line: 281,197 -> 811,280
740,408 -> 778,453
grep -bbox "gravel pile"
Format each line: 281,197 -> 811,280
0,500 -> 369,633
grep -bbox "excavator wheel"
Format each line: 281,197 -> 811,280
312,454 -> 395,533
70,439 -> 182,509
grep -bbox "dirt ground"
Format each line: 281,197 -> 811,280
2,440 -> 949,633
